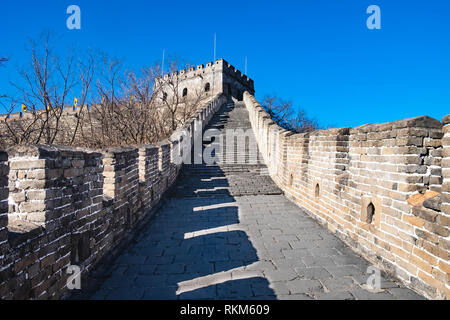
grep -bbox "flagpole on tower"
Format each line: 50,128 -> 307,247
214,33 -> 216,62
245,56 -> 247,75
162,49 -> 165,76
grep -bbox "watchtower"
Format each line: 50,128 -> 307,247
154,59 -> 255,102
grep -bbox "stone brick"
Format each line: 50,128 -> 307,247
412,207 -> 438,223
19,201 -> 45,213
403,215 -> 425,228
424,221 -> 449,237
423,195 -> 441,211
9,159 -> 46,170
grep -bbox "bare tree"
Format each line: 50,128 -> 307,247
262,96 -> 293,127
68,50 -> 96,145
80,55 -> 157,147
262,95 -> 319,133
80,56 -> 208,148
0,32 -> 95,148
287,109 -> 319,133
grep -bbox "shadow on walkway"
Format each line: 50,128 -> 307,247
88,170 -> 275,299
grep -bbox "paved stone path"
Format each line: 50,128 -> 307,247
89,102 -> 424,300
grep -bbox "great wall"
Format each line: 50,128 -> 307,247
0,59 -> 448,300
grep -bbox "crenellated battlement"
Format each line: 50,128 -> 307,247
2,106 -> 83,123
155,59 -> 254,97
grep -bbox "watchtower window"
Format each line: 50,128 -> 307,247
205,83 -> 210,92
182,88 -> 188,97
366,202 -> 375,224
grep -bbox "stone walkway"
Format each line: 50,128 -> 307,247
88,102 -> 424,300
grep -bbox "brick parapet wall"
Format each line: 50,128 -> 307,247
102,147 -> 140,230
0,151 -> 8,258
442,116 -> 450,212
440,115 -> 450,293
0,93 -> 227,299
138,145 -> 159,211
244,91 -> 450,299
0,145 -> 104,299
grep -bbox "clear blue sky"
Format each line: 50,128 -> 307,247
1,0 -> 449,128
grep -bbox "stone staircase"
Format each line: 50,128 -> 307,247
172,101 -> 283,197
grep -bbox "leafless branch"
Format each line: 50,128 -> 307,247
262,95 -> 319,133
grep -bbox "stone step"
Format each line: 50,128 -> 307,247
172,101 -> 282,198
